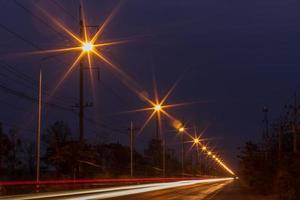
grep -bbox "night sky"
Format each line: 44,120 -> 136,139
1,0 -> 300,170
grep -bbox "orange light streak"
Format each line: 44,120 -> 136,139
90,3 -> 122,44
137,111 -> 157,135
52,52 -> 84,94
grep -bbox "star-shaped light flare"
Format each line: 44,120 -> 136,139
122,76 -> 195,136
17,2 -> 130,96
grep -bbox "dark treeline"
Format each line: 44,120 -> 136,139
238,98 -> 300,200
0,121 -> 221,181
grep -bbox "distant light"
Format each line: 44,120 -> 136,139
154,104 -> 162,111
207,151 -> 212,155
179,127 -> 185,132
212,155 -> 216,158
202,146 -> 207,151
193,138 -> 200,144
173,120 -> 183,130
82,42 -> 93,52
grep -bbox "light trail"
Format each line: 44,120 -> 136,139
0,178 -> 233,200
67,178 -> 233,200
0,177 -> 205,186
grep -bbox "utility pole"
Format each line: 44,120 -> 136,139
163,138 -> 166,177
203,154 -> 207,175
292,93 -> 298,153
263,106 -> 269,142
181,133 -> 184,176
198,148 -> 201,176
155,114 -> 165,176
130,121 -> 134,177
79,5 -> 84,143
262,107 -> 269,160
278,123 -> 283,160
36,69 -> 42,186
130,121 -> 133,177
36,56 -> 61,188
163,119 -> 167,177
155,114 -> 159,139
196,148 -> 199,176
128,123 -> 139,177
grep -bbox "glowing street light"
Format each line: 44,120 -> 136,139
19,4 -> 129,96
175,126 -> 235,176
179,126 -> 185,176
193,138 -> 200,145
82,42 -> 93,52
154,104 -> 162,112
178,127 -> 185,133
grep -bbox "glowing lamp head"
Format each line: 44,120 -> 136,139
154,104 -> 162,112
212,155 -> 216,158
179,127 -> 185,133
82,42 -> 93,52
202,146 -> 207,151
193,138 -> 200,144
207,151 -> 212,155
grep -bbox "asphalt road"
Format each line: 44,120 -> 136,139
0,178 -> 233,200
108,180 -> 232,200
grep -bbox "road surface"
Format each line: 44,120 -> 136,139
0,178 -> 233,200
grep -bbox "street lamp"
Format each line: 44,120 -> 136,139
192,137 -> 200,176
178,127 -> 185,133
82,42 -> 93,52
152,103 -> 165,176
201,146 -> 207,174
193,138 -> 200,145
178,125 -> 185,176
154,104 -> 162,112
36,54 -> 66,183
36,68 -> 42,185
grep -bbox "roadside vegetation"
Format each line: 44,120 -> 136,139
238,104 -> 300,200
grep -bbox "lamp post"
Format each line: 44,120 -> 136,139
153,104 -> 165,176
35,53 -> 74,184
36,68 -> 42,185
36,55 -> 57,184
178,126 -> 185,176
193,137 -> 200,176
201,146 -> 207,175
130,121 -> 133,177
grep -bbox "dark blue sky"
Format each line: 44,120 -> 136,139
1,0 -> 300,170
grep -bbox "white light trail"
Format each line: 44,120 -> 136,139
0,178 -> 233,200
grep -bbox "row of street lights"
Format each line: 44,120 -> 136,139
176,124 -> 235,176
150,103 -> 235,176
33,3 -> 235,183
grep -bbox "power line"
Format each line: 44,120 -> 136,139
0,3 -> 149,144
0,23 -> 41,50
51,0 -> 78,21
0,80 -> 74,113
13,0 -> 70,41
0,61 -> 77,105
0,22 -> 78,103
0,79 -> 129,137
